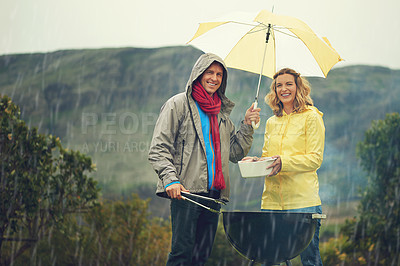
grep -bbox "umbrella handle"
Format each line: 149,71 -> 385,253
251,101 -> 260,129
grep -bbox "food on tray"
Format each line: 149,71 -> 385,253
240,156 -> 270,162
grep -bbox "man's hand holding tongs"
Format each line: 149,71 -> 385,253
166,183 -> 189,200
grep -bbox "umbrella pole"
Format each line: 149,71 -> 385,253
252,24 -> 271,129
251,43 -> 266,129
254,42 -> 267,103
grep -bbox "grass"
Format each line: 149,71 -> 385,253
320,200 -> 359,242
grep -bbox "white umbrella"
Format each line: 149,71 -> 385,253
187,10 -> 343,128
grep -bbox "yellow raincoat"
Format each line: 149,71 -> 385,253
261,106 -> 325,210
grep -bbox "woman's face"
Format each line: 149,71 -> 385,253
275,73 -> 297,112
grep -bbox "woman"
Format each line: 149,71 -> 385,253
262,68 -> 325,265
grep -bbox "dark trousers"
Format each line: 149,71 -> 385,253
166,194 -> 221,266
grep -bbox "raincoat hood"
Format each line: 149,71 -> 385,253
285,105 -> 323,117
186,53 -> 234,114
307,105 -> 323,117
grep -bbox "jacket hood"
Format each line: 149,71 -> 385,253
308,105 -> 324,117
186,53 -> 234,114
284,105 -> 324,117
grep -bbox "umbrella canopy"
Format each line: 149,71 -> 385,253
187,10 -> 343,79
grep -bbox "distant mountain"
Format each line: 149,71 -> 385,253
1,46 -> 400,216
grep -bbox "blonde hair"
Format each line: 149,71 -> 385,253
265,68 -> 313,117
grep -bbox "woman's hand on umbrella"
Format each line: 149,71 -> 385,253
244,103 -> 261,126
166,183 -> 188,200
267,155 -> 282,176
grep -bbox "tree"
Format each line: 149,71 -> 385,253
341,112 -> 400,265
0,95 -> 99,265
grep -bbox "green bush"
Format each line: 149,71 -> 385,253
0,95 -> 99,264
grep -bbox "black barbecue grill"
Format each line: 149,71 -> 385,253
181,191 -> 325,266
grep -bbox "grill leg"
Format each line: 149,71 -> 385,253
285,260 -> 292,266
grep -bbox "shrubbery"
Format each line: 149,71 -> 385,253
2,94 -> 399,265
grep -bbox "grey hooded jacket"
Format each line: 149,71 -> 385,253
148,53 -> 254,202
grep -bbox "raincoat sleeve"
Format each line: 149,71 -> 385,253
281,112 -> 325,172
148,99 -> 180,187
229,121 -> 254,163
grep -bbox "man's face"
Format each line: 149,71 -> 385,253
200,62 -> 224,96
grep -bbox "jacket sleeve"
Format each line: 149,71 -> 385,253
281,112 -> 325,172
148,99 -> 181,187
229,121 -> 254,163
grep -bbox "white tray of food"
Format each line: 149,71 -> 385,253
238,157 -> 276,178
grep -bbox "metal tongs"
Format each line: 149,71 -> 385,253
180,191 -> 226,214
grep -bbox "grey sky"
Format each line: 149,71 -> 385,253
1,0 -> 399,69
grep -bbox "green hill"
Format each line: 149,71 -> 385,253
1,46 -> 400,216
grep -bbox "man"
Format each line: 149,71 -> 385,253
148,53 -> 260,265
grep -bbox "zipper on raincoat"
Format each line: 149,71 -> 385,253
278,113 -> 292,209
179,139 -> 185,175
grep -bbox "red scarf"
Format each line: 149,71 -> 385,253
192,81 -> 225,190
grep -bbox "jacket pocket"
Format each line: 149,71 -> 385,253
179,139 -> 185,175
